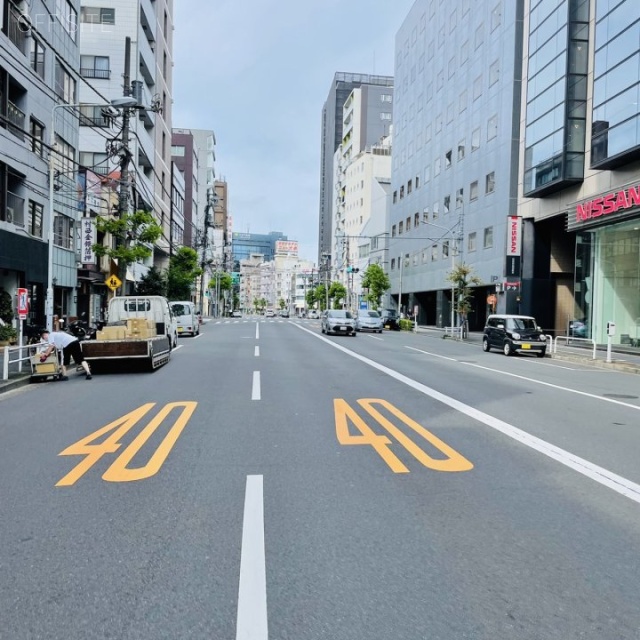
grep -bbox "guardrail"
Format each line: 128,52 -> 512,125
443,326 -> 463,340
553,335 -> 597,360
1,344 -> 35,380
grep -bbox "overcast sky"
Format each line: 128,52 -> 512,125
172,0 -> 416,263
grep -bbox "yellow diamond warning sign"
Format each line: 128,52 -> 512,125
106,274 -> 122,291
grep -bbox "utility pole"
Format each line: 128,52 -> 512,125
199,189 -> 213,315
117,36 -> 132,296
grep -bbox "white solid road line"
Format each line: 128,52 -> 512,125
367,335 -> 384,341
255,346 -> 260,357
236,475 -> 268,640
292,323 -> 640,506
252,371 -> 261,400
405,346 -> 640,412
255,323 -> 260,340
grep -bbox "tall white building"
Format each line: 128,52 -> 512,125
77,0 -> 174,284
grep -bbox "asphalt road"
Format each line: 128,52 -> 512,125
1,317 -> 639,639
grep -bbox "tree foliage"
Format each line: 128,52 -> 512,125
134,266 -> 167,296
446,263 -> 482,329
329,281 -> 347,309
361,263 -> 390,309
167,247 -> 201,300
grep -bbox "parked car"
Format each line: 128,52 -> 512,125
308,310 -> 320,319
231,310 -> 243,318
265,309 -> 276,317
569,319 -> 587,338
483,314 -> 547,357
321,309 -> 356,336
380,309 -> 400,330
355,310 -> 383,333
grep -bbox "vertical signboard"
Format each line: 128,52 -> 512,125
506,215 -> 522,278
81,217 -> 96,265
17,288 -> 29,320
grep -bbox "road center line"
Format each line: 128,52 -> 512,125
236,475 -> 268,640
252,371 -> 261,400
255,346 -> 260,357
367,335 -> 384,341
405,346 -> 640,411
255,323 -> 260,340
292,323 -> 640,505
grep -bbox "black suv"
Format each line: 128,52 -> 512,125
483,314 -> 547,357
380,309 -> 400,330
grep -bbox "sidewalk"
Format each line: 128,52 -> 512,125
414,325 -> 640,374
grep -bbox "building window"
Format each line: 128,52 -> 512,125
487,114 -> 498,140
444,195 -> 450,214
445,149 -> 452,168
53,213 -> 73,249
406,216 -> 411,231
484,226 -> 493,248
475,23 -> 484,49
432,201 -> 439,220
391,258 -> 396,270
491,2 -> 502,31
473,75 -> 482,100
431,244 -> 438,261
424,165 -> 431,183
80,7 -> 115,24
415,175 -> 420,189
56,0 -> 78,41
470,181 -> 478,201
54,59 -> 76,102
79,151 -> 109,174
407,179 -> 413,194
442,240 -> 449,258
423,207 -> 429,223
80,55 -> 110,79
163,52 -> 167,78
414,212 -> 420,227
456,188 -> 464,208
489,60 -> 500,86
380,112 -> 392,121
458,140 -> 465,161
399,221 -> 404,235
434,157 -> 441,176
392,224 -> 397,237
486,171 -> 495,194
472,127 -> 480,151
400,185 -> 405,199
468,232 -> 477,252
54,135 -> 75,177
28,201 -> 44,238
30,38 -> 45,78
30,119 -> 44,158
459,90 -> 467,113
162,132 -> 166,157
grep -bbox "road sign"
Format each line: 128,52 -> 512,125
106,274 -> 122,291
17,287 -> 29,320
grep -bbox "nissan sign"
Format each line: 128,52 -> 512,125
507,216 -> 521,257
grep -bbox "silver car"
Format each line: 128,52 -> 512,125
355,310 -> 383,333
321,310 -> 356,336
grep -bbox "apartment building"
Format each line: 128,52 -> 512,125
1,0 -> 81,328
519,0 -> 640,346
390,0 -> 524,328
318,72 -> 394,265
77,0 -> 174,289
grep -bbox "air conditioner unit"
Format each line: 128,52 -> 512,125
5,207 -> 14,224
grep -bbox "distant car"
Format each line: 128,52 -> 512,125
569,320 -> 587,338
279,309 -> 290,318
355,310 -> 383,333
170,300 -> 199,337
231,310 -> 243,318
483,314 -> 547,357
321,309 -> 356,336
265,309 -> 275,317
308,310 -> 320,319
380,309 -> 400,330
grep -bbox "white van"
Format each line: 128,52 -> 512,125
170,300 -> 200,337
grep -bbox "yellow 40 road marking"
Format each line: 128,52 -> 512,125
56,402 -> 197,486
334,398 -> 472,473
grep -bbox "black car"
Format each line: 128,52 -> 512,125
482,314 -> 547,357
380,309 -> 400,330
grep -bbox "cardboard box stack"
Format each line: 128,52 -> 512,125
96,326 -> 127,341
125,317 -> 157,339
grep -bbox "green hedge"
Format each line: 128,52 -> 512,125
399,319 -> 415,331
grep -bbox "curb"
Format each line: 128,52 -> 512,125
0,375 -> 32,395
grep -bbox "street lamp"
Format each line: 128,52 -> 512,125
46,98 -> 138,330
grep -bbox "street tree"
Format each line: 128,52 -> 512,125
446,262 -> 482,337
93,210 -> 163,294
329,281 -> 347,309
361,263 -> 390,309
167,247 -> 202,300
134,266 -> 167,296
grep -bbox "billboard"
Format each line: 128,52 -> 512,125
275,240 -> 299,255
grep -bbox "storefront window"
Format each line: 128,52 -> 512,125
576,221 -> 640,346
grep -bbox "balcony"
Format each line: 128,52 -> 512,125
7,101 -> 25,141
5,191 -> 25,226
80,67 -> 111,80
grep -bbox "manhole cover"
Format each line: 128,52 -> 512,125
603,394 -> 638,399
